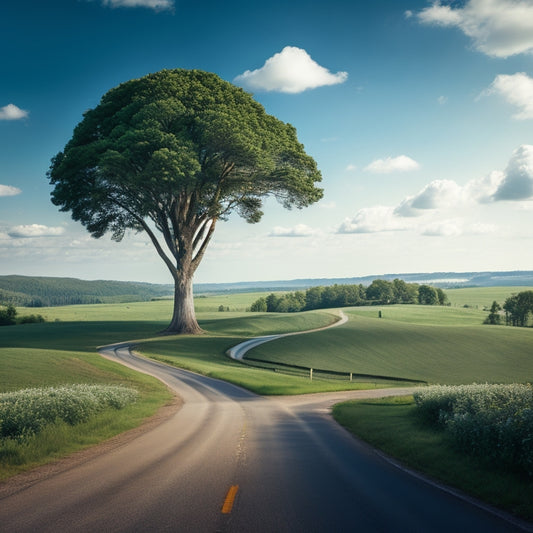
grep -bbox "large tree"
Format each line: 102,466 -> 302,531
48,69 -> 323,333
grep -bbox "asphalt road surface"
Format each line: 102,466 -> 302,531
0,344 -> 531,533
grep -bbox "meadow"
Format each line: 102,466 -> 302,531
1,285 -> 532,510
246,305 -> 533,385
446,285 -> 532,309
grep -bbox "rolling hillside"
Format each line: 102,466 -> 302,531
0,275 -> 173,307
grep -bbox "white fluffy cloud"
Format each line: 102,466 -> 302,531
415,0 -> 533,57
269,224 -> 319,237
338,144 -> 533,236
485,72 -> 533,120
234,46 -> 348,94
100,0 -> 173,9
364,155 -> 420,174
394,179 -> 464,216
0,185 -> 21,197
0,104 -> 28,121
338,206 -> 411,234
493,144 -> 533,200
8,224 -> 65,238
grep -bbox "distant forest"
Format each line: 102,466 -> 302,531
0,276 -> 173,307
250,279 -> 448,313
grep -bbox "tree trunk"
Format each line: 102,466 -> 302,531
163,273 -> 203,334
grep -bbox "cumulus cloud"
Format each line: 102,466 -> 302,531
493,144 -> 533,200
338,206 -> 411,234
464,170 -> 504,203
269,224 -> 319,237
8,224 -> 65,238
484,72 -> 533,120
337,144 -> 533,237
394,145 -> 533,208
415,0 -> 533,57
234,46 -> 348,94
0,104 -> 28,121
395,179 -> 464,217
100,0 -> 173,9
364,155 -> 420,174
0,185 -> 21,197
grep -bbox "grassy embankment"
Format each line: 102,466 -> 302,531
333,395 -> 533,522
1,296 -> 339,479
0,315 -> 175,480
2,286 -> 532,510
240,291 -> 533,520
247,304 -> 532,384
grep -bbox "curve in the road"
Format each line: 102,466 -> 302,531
1,325 -> 531,532
227,310 -> 348,361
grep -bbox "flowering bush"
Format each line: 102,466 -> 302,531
414,384 -> 533,476
0,384 -> 138,439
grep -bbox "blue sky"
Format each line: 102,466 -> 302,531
1,0 -> 533,284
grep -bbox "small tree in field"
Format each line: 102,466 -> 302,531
484,300 -> 502,325
48,69 -> 323,334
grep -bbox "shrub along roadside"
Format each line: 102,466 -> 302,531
0,384 -> 139,439
413,384 -> 533,477
333,395 -> 533,521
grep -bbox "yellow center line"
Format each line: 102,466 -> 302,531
221,485 -> 239,514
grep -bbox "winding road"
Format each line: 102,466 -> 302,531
0,337 -> 531,531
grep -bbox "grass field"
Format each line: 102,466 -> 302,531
0,320 -> 173,479
333,396 -> 533,521
2,287 -> 532,484
446,285 -> 531,309
247,305 -> 533,384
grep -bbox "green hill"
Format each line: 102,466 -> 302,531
0,275 -> 173,307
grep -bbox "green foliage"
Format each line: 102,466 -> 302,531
0,305 -> 16,326
418,284 -> 438,305
0,275 -> 172,307
48,69 -> 322,333
484,300 -> 502,325
414,384 -> 533,476
366,279 -> 394,303
503,290 -> 533,327
0,384 -> 138,439
17,314 -> 45,324
49,69 -> 322,238
251,280 -> 445,313
333,397 -> 533,520
249,306 -> 533,384
250,297 -> 267,312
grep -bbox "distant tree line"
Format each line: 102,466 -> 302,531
250,279 -> 448,313
485,290 -> 533,327
0,276 -> 172,307
0,305 -> 45,326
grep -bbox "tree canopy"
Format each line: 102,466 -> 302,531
48,69 -> 323,333
250,280 -> 447,313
